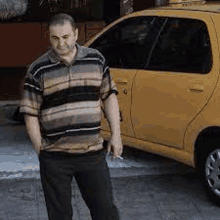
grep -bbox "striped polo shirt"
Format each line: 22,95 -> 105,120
20,44 -> 118,153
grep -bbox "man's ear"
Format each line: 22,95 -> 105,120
74,28 -> 78,41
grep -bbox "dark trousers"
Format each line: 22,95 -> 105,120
39,149 -> 120,220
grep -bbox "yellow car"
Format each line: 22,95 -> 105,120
85,2 -> 220,205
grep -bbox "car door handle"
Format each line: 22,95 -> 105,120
116,78 -> 127,84
189,84 -> 204,92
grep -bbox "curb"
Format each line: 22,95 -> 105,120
0,163 -> 191,180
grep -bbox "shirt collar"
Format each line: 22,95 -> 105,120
48,43 -> 87,64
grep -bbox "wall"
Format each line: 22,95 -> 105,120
0,21 -> 106,100
0,21 -> 106,68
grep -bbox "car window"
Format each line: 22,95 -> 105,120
89,16 -> 166,69
147,18 -> 212,74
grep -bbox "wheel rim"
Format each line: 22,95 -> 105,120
205,149 -> 220,196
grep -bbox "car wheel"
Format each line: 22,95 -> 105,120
202,146 -> 220,205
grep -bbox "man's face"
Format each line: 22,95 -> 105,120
49,21 -> 78,57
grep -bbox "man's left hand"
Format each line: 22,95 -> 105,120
107,134 -> 123,159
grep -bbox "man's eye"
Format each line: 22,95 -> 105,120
63,36 -> 69,39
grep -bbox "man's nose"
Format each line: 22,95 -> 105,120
58,39 -> 65,47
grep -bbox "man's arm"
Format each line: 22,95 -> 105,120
103,93 -> 123,158
24,114 -> 42,156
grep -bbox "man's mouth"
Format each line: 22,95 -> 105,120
57,47 -> 68,51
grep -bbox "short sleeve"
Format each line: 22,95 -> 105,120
100,63 -> 118,101
20,70 -> 43,117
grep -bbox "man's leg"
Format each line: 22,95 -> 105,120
74,150 -> 120,220
39,151 -> 74,220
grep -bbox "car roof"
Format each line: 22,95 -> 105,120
138,2 -> 220,14
85,2 -> 220,47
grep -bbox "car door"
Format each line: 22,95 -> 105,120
89,16 -> 166,137
131,12 -> 219,148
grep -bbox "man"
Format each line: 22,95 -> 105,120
20,13 -> 123,220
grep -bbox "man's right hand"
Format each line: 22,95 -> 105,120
24,114 -> 42,158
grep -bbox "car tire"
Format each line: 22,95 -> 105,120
200,139 -> 220,205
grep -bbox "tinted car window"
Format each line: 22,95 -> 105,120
147,18 -> 212,74
90,16 -> 166,69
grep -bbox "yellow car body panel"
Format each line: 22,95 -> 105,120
101,129 -> 194,166
184,13 -> 220,157
86,3 -> 220,168
131,11 -> 219,149
102,69 -> 137,137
